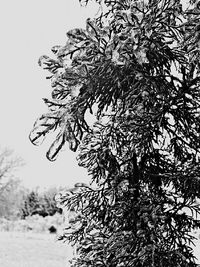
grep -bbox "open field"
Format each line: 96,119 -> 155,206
0,231 -> 73,267
0,231 -> 199,266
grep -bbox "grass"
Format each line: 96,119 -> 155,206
0,231 -> 73,267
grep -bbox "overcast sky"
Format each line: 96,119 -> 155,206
0,0 -> 98,189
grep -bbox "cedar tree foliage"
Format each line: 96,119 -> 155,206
30,0 -> 200,266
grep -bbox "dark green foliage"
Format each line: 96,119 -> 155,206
31,0 -> 200,266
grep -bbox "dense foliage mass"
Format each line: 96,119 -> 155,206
30,0 -> 200,266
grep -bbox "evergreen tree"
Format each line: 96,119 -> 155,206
21,188 -> 62,218
42,187 -> 63,216
30,0 -> 200,266
21,190 -> 41,218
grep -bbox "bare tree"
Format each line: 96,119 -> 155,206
0,148 -> 24,218
0,148 -> 23,188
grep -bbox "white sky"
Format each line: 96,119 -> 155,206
0,0 -> 98,189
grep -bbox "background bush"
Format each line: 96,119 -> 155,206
0,213 -> 64,233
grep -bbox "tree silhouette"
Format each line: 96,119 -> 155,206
30,0 -> 200,266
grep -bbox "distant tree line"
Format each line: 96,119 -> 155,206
0,147 -> 63,220
0,184 -> 63,220
21,187 -> 62,219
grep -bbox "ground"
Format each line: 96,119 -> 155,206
0,231 -> 199,266
0,231 -> 73,267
